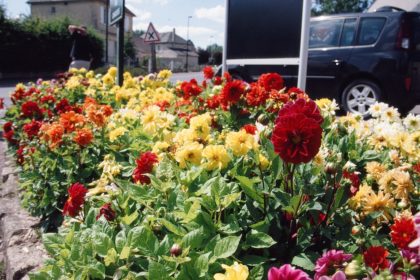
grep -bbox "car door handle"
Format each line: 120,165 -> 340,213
332,59 -> 343,66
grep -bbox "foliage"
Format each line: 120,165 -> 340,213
0,14 -> 103,73
1,67 -> 419,279
312,0 -> 373,15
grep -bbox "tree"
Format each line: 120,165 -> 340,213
206,43 -> 223,65
312,0 -> 373,15
197,47 -> 210,65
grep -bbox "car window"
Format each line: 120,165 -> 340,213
309,19 -> 344,48
357,18 -> 386,45
340,18 -> 357,46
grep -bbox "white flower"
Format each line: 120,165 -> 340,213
369,102 -> 388,118
343,161 -> 356,171
380,107 -> 401,123
403,113 -> 420,131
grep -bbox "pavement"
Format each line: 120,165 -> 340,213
1,72 -> 419,115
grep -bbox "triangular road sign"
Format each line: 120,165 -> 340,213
144,22 -> 160,43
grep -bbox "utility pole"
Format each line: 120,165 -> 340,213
185,16 -> 192,72
105,0 -> 109,64
116,0 -> 125,86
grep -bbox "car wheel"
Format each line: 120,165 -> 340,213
341,80 -> 381,117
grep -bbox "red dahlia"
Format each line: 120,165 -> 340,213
21,101 -> 42,118
271,113 -> 322,164
213,76 -> 223,85
390,216 -> 417,250
246,83 -> 269,106
23,120 -> 42,139
220,80 -> 246,105
276,98 -> 323,125
133,151 -> 159,184
242,124 -> 257,135
203,66 -> 214,80
342,171 -> 360,196
180,79 -> 202,99
63,183 -> 88,217
55,98 -> 72,114
258,73 -> 284,91
40,95 -> 56,104
96,203 -> 116,221
73,128 -> 94,147
363,246 -> 390,272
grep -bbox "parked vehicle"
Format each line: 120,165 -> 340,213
224,7 -> 420,116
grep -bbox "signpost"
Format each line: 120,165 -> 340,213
223,0 -> 311,90
144,23 -> 160,73
110,0 -> 125,85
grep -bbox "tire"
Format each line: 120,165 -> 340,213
341,79 -> 381,117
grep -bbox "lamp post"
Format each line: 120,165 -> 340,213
105,0 -> 109,64
185,16 -> 192,72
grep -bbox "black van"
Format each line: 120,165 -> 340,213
225,8 -> 420,116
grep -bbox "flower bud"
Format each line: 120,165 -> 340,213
170,244 -> 182,257
324,163 -> 337,175
257,114 -> 269,125
344,259 -> 363,278
351,226 -> 360,235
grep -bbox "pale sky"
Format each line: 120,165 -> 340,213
2,0 -> 225,48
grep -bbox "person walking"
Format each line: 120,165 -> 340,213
68,25 -> 93,70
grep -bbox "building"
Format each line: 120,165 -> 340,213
27,0 -> 135,63
135,28 -> 199,72
368,0 -> 420,12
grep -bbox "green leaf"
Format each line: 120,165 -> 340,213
148,261 -> 171,280
291,253 -> 316,271
160,218 -> 187,236
194,252 -> 210,276
182,227 -> 205,250
115,230 -> 127,253
242,255 -> 269,266
245,230 -> 276,249
333,186 -> 347,210
104,248 -> 118,266
183,199 -> 201,223
42,233 -> 63,255
212,235 -> 241,261
249,265 -> 264,280
120,246 -> 130,260
235,175 -> 264,205
129,226 -> 159,255
122,211 -> 139,226
88,262 -> 105,279
221,192 -> 242,208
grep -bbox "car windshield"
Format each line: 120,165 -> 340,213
309,19 -> 344,48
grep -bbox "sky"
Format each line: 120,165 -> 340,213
1,0 -> 225,49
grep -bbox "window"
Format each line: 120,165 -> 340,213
309,19 -> 344,48
100,6 -> 106,24
357,18 -> 386,45
51,6 -> 56,14
340,18 -> 357,46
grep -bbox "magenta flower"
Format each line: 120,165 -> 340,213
409,212 -> 420,254
315,250 -> 352,279
318,271 -> 347,280
268,264 -> 310,280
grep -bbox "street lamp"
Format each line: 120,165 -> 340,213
186,16 -> 192,72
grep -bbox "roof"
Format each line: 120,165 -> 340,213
369,0 -> 420,12
27,0 -> 136,16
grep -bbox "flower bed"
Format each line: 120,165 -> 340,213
2,67 -> 420,279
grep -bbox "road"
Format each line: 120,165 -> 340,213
1,72 -> 419,114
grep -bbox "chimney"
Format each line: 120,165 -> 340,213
172,28 -> 175,42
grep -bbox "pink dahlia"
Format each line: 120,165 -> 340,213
268,264 -> 310,280
315,250 -> 352,279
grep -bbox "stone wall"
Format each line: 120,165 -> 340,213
0,141 -> 47,279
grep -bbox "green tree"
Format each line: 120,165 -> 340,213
124,33 -> 137,60
312,0 -> 373,15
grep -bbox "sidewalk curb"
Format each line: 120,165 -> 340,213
0,141 -> 47,279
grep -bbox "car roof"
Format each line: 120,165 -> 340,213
311,10 -> 406,21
